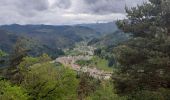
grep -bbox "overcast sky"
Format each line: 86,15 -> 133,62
0,0 -> 147,25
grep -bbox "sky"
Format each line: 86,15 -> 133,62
0,0 -> 147,25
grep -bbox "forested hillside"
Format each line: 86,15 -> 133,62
0,23 -> 118,58
78,22 -> 118,34
0,30 -> 64,58
87,30 -> 129,47
0,24 -> 101,48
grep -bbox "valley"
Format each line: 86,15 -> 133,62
0,22 -> 130,99
0,22 -> 118,58
1,1 -> 170,100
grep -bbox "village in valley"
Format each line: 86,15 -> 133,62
55,42 -> 112,80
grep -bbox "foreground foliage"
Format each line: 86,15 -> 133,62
0,54 -> 79,100
113,0 -> 170,99
0,79 -> 29,100
85,81 -> 126,100
20,56 -> 79,100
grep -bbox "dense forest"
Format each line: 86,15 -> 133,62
0,0 -> 170,100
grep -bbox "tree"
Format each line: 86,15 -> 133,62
21,61 -> 78,100
0,50 -> 7,57
3,38 -> 30,84
0,50 -> 7,65
113,0 -> 170,94
85,81 -> 126,100
94,48 -> 102,56
0,78 -> 29,100
77,73 -> 100,100
10,38 -> 30,68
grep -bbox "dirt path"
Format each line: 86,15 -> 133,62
55,56 -> 112,80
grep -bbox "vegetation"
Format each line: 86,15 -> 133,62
64,49 -> 83,56
0,50 -> 7,57
77,73 -> 126,100
77,73 -> 100,99
64,41 -> 95,56
90,56 -> 113,72
0,39 -> 117,99
112,0 -> 170,99
0,30 -> 64,58
79,22 -> 118,34
88,30 -> 129,47
0,79 -> 29,100
0,52 -> 124,100
0,24 -> 103,48
85,81 -> 126,100
76,56 -> 113,72
21,62 -> 78,100
0,53 -> 79,100
1,0 -> 170,99
0,50 -> 8,66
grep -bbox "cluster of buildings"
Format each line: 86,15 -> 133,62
55,56 -> 112,80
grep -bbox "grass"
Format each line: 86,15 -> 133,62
76,56 -> 113,72
64,50 -> 83,56
90,56 -> 113,72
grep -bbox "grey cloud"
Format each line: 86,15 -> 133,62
84,0 -> 99,4
0,0 -> 49,17
19,0 -> 49,11
17,0 -> 49,17
0,0 -> 147,25
0,0 -> 49,11
82,0 -> 147,14
54,0 -> 72,9
89,0 -> 125,14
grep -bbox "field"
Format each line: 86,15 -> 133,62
76,56 -> 113,72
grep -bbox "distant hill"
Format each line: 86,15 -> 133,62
0,30 -> 18,52
0,24 -> 102,48
0,30 -> 63,58
88,30 -> 129,47
0,23 -> 120,57
77,22 -> 118,34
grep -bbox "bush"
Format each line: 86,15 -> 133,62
86,81 -> 127,100
0,79 -> 29,100
128,89 -> 170,100
21,62 -> 78,100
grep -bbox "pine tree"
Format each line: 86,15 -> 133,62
113,0 -> 170,94
6,38 -> 30,84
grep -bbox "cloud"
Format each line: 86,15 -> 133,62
57,0 -> 147,15
0,0 -> 147,25
81,0 -> 126,14
19,0 -> 49,11
53,0 -> 72,9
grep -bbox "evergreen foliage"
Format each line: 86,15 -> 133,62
113,0 -> 170,95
